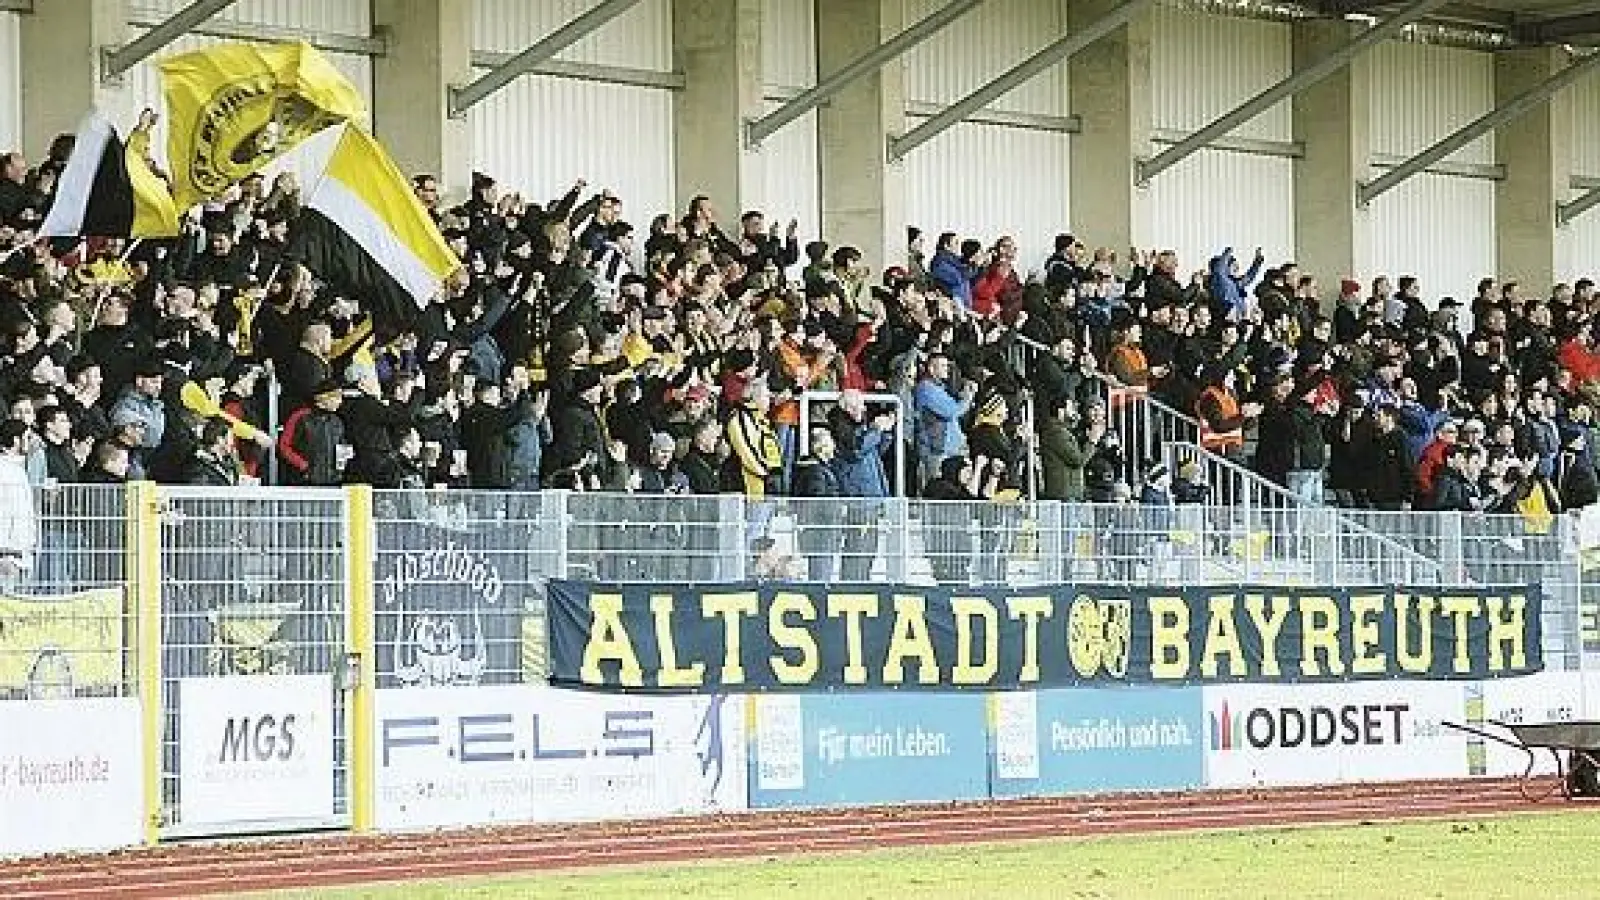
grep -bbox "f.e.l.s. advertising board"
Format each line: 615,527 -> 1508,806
373,686 -> 746,831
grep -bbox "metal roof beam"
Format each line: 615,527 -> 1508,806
448,0 -> 642,118
126,10 -> 387,56
887,0 -> 1152,162
746,0 -> 987,148
1135,0 -> 1448,186
1517,10 -> 1600,43
1359,51 -> 1600,206
101,0 -> 239,82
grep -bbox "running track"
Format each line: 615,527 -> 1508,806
0,777 -> 1576,898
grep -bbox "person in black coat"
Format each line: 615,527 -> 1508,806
1361,405 -> 1415,510
461,377 -> 535,489
793,427 -> 843,582
340,370 -> 415,487
546,367 -> 608,480
1430,446 -> 1483,512
1556,434 -> 1600,510
183,419 -> 241,486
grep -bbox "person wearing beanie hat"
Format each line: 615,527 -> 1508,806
546,367 -> 609,488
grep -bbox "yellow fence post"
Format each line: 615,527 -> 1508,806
345,484 -> 377,832
126,480 -> 162,846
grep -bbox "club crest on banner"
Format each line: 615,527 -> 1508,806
377,540 -> 515,688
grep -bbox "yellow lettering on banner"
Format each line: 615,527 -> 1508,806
1243,594 -> 1290,677
581,593 -> 643,687
952,596 -> 998,686
1147,596 -> 1189,680
1440,595 -> 1484,675
1005,596 -> 1052,684
883,595 -> 940,685
701,592 -> 759,685
828,593 -> 880,685
1298,595 -> 1345,678
650,594 -> 705,687
769,592 -> 819,685
1395,593 -> 1435,674
1200,595 -> 1245,678
1484,595 -> 1528,672
1348,593 -> 1388,676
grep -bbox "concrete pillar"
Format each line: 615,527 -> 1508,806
818,0 -> 905,273
1068,0 -> 1153,258
672,0 -> 763,228
372,0 -> 473,198
1496,46 -> 1570,290
1292,20 -> 1373,299
20,0 -> 126,159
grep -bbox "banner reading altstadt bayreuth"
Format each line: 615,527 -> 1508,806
546,581 -> 1542,692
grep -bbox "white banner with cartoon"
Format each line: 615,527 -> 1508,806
374,519 -> 536,688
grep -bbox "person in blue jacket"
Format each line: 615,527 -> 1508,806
1207,246 -> 1264,321
929,231 -> 975,310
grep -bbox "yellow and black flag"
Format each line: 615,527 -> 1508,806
39,110 -> 179,239
282,123 -> 460,336
160,41 -> 366,210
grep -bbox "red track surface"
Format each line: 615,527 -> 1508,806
0,777 -> 1575,898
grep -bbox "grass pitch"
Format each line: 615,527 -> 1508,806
255,811 -> 1600,899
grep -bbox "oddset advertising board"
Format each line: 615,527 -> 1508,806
373,686 -> 747,831
748,692 -> 989,808
1202,680 -> 1471,788
0,698 -> 144,859
991,687 -> 1204,797
178,674 -> 336,825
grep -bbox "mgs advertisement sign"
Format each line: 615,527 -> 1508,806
178,674 -> 335,825
373,686 -> 747,831
1202,681 -> 1470,788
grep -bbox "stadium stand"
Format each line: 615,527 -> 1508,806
0,143 -> 1594,528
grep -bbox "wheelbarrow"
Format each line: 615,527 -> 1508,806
1441,720 -> 1600,802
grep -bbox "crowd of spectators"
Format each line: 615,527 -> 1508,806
0,138 -> 1597,538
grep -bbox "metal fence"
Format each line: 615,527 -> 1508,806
3,483 -> 1591,798
0,484 -> 129,702
155,486 -> 351,837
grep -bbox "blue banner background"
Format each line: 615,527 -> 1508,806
749,693 -> 989,808
992,687 -> 1205,797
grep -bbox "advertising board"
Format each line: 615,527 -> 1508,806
0,698 -> 143,858
374,686 -> 746,831
992,687 -> 1204,797
178,674 -> 335,825
749,692 -> 988,808
1477,672 -> 1585,778
1202,681 -> 1470,788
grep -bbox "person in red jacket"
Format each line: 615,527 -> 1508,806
971,236 -> 1022,319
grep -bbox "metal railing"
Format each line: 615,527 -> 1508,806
0,484 -> 130,702
155,486 -> 352,838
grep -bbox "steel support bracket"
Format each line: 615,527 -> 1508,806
1559,185 -> 1600,227
887,0 -> 1152,162
448,0 -> 643,119
745,0 -> 988,149
101,0 -> 240,84
1359,51 -> 1600,208
1134,0 -> 1449,186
